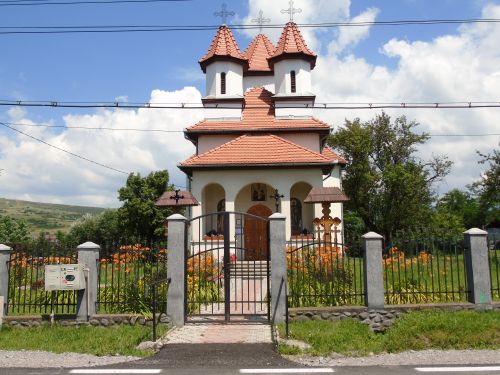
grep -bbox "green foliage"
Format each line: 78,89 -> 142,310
470,146 -> 500,226
328,113 -> 452,239
63,210 -> 121,247
117,171 -> 174,240
0,324 -> 167,357
0,215 -> 29,243
279,310 -> 500,356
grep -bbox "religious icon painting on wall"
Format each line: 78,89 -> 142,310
251,183 -> 267,201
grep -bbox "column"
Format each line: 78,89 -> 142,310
77,242 -> 100,321
0,244 -> 12,315
167,214 -> 187,327
464,228 -> 492,305
362,232 -> 385,309
269,213 -> 287,324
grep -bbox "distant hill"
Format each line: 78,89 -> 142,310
0,198 -> 108,235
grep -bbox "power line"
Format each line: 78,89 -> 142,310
0,0 -> 188,6
0,121 -> 129,175
0,18 -> 500,34
2,121 -> 499,138
1,99 -> 500,110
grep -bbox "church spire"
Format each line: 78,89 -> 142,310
199,25 -> 247,73
268,22 -> 317,69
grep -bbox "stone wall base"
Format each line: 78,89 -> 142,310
3,313 -> 171,328
289,303 -> 500,332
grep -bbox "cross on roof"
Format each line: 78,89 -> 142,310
214,3 -> 235,25
281,0 -> 302,22
251,10 -> 271,33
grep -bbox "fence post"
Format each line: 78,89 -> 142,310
362,232 -> 385,309
167,214 -> 187,327
77,242 -> 100,321
463,228 -> 492,306
269,213 -> 287,325
0,244 -> 12,315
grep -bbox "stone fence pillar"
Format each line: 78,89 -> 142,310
463,228 -> 492,306
0,244 -> 12,316
166,214 -> 187,327
362,232 -> 385,309
269,213 -> 287,325
77,242 -> 100,321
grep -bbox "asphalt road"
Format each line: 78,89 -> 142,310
0,344 -> 499,375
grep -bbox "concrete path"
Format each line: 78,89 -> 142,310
164,322 -> 272,344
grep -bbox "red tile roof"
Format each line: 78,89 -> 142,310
187,87 -> 330,133
180,134 -> 335,169
269,22 -> 317,68
244,34 -> 275,72
199,26 -> 246,72
322,147 -> 347,165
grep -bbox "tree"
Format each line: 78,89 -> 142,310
0,215 -> 30,243
328,112 -> 452,239
64,210 -> 121,247
117,170 -> 174,240
435,189 -> 482,229
470,145 -> 500,226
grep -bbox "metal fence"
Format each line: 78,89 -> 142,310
97,239 -> 168,314
6,242 -> 78,315
383,230 -> 469,304
489,233 -> 500,301
287,228 -> 365,308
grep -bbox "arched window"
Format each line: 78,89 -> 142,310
220,72 -> 227,95
217,199 -> 226,234
290,70 -> 296,93
290,198 -> 302,236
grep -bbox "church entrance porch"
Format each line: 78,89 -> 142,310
185,211 -> 270,323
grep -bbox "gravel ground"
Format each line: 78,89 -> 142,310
286,350 -> 500,367
0,350 -> 140,368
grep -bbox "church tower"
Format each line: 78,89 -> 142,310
179,13 -> 347,244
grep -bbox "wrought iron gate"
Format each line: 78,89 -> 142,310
185,211 -> 270,322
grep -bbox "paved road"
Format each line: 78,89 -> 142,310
0,344 -> 499,375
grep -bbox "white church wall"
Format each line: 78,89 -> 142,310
280,133 -> 320,153
243,76 -> 275,93
203,105 -> 242,120
198,135 -> 238,154
290,181 -> 314,234
206,61 -> 243,97
274,59 -> 311,95
275,100 -> 314,118
234,183 -> 276,214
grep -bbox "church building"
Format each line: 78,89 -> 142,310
178,21 -> 347,255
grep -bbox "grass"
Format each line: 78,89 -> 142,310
0,197 -> 105,235
0,324 -> 168,357
278,310 -> 500,356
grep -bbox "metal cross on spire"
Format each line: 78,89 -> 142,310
251,10 -> 271,33
214,3 -> 235,25
281,0 -> 302,22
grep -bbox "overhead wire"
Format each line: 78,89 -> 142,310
0,0 -> 189,6
2,121 -> 499,138
0,121 -> 129,175
1,99 -> 500,110
0,18 -> 500,34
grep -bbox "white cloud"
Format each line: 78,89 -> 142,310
328,7 -> 380,55
0,87 -> 203,207
312,4 -> 500,193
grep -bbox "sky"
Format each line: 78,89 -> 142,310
0,0 -> 499,207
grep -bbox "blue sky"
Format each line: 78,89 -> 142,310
0,0 -> 499,206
